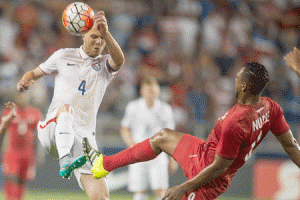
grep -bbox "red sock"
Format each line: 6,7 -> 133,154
3,181 -> 25,200
17,184 -> 26,199
103,139 -> 157,172
4,181 -> 21,200
3,181 -> 11,200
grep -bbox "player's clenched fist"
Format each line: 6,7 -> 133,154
17,79 -> 32,92
284,47 -> 300,77
94,11 -> 108,36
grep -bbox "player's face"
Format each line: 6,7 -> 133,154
141,83 -> 160,102
82,27 -> 106,58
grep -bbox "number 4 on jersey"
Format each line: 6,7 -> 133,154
78,80 -> 86,95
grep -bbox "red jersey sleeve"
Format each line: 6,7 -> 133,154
270,101 -> 290,136
216,120 -> 245,160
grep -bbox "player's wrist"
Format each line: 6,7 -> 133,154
22,71 -> 34,82
179,182 -> 194,193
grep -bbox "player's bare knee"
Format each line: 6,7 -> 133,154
55,104 -> 74,119
151,128 -> 171,145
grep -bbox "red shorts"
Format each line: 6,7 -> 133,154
2,153 -> 35,181
173,134 -> 229,200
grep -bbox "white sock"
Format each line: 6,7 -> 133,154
55,112 -> 75,159
133,193 -> 147,200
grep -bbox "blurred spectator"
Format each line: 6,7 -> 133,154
0,0 -> 299,154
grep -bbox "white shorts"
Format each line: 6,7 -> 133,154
37,110 -> 98,189
128,153 -> 169,192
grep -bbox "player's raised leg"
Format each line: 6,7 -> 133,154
83,128 -> 185,179
56,104 -> 87,179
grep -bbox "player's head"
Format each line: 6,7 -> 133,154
140,77 -> 160,103
82,24 -> 106,58
235,62 -> 269,99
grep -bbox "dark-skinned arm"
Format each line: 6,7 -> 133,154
162,154 -> 234,200
277,130 -> 300,168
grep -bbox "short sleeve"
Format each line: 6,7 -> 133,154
39,49 -> 62,74
121,103 -> 134,127
270,101 -> 290,136
216,121 -> 244,160
165,105 -> 175,130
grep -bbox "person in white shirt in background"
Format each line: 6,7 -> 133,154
16,11 -> 125,200
121,77 -> 178,200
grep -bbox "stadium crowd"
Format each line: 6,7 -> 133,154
0,0 -> 300,148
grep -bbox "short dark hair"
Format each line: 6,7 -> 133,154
241,62 -> 269,95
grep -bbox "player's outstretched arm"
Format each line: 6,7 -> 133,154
162,154 -> 234,200
94,11 -> 125,71
276,130 -> 300,168
17,66 -> 46,92
0,102 -> 17,136
284,47 -> 300,77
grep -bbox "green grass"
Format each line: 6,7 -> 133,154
0,190 -> 253,200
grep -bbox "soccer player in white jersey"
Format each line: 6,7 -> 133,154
120,77 -> 178,200
16,11 -> 124,199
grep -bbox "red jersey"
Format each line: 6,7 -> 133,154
204,97 -> 290,180
1,106 -> 42,158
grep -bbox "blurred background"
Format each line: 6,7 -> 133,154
0,0 -> 300,199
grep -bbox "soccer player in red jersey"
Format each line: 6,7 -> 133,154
83,62 -> 300,200
1,95 -> 42,200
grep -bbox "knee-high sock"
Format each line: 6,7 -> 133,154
4,181 -> 25,200
55,112 -> 75,158
3,181 -> 12,200
18,184 -> 26,200
103,139 -> 157,172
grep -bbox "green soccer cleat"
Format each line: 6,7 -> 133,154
82,138 -> 109,179
59,155 -> 87,179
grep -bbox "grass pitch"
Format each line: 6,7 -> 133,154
0,190 -> 253,200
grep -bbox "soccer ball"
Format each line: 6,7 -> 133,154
62,2 -> 94,36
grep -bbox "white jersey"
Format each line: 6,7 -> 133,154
39,46 -> 116,133
121,98 -> 175,142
